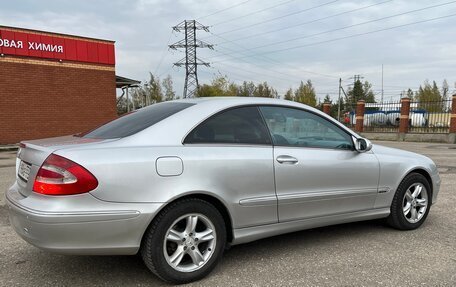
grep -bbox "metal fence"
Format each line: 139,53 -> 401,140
339,99 -> 452,134
409,99 -> 452,133
363,101 -> 401,133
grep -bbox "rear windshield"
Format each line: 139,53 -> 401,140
80,102 -> 194,139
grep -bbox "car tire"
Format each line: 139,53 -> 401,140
387,172 -> 432,230
141,198 -> 226,284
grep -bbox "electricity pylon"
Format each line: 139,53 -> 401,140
169,20 -> 213,98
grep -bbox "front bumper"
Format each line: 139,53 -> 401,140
6,183 -> 162,255
431,172 -> 441,205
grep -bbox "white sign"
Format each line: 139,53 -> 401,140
0,38 -> 64,53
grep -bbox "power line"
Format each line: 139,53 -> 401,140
154,31 -> 174,75
204,57 -> 334,88
196,0 -> 254,20
170,49 -> 340,96
212,13 -> 456,62
198,67 -> 338,97
209,32 -> 339,79
158,64 -> 178,78
253,0 -> 456,50
199,66 -> 289,94
213,0 -> 339,35
198,67 -> 252,84
216,61 -> 304,84
198,69 -> 292,96
206,62 -> 340,97
382,85 -> 421,89
212,0 -> 299,26
173,47 -> 323,93
203,52 -> 342,97
217,0 -> 393,44
210,1 -> 456,60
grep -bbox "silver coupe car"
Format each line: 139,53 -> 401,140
6,97 -> 440,283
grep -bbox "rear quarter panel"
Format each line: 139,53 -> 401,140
56,145 -> 277,229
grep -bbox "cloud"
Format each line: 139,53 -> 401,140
1,0 -> 455,100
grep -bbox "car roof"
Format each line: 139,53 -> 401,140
172,97 -> 324,112
173,96 -> 297,106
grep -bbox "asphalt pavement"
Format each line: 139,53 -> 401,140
0,141 -> 455,286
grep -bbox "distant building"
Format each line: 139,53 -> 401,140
0,26 -> 117,144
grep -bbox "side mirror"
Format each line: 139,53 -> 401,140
354,137 -> 373,153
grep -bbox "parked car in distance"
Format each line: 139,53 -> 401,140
6,97 -> 440,284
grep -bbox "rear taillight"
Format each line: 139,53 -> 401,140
33,154 -> 98,195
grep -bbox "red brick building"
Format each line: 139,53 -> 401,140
0,26 -> 117,144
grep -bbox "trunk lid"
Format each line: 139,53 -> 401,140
16,135 -> 114,197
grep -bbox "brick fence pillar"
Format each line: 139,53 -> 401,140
399,97 -> 411,134
450,94 -> 456,133
323,102 -> 331,115
355,100 -> 365,132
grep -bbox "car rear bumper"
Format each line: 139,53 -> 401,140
6,183 -> 162,255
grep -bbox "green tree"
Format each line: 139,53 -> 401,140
197,75 -> 279,98
347,80 -> 375,104
226,82 -> 239,97
284,88 -> 294,101
363,81 -> 376,102
254,82 -> 278,98
348,80 -> 363,104
323,94 -> 331,103
144,72 -> 163,104
131,88 -> 144,109
162,75 -> 176,101
316,94 -> 331,111
197,84 -> 222,97
294,80 -> 317,107
238,81 -> 256,97
116,95 -> 128,115
416,80 -> 444,112
442,80 -> 450,112
406,88 -> 414,99
197,75 -> 240,97
197,75 -> 229,97
316,94 -> 341,119
124,72 -> 162,112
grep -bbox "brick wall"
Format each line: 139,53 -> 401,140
0,57 -> 116,144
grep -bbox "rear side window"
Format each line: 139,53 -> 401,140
82,102 -> 194,139
184,106 -> 271,145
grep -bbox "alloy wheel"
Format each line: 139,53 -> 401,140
402,183 -> 428,223
163,213 -> 217,272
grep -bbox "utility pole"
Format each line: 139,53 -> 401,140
353,74 -> 363,85
338,78 -> 342,122
126,87 -> 130,112
169,20 -> 213,98
340,85 -> 348,106
381,64 -> 384,103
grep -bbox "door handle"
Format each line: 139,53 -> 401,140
276,155 -> 298,164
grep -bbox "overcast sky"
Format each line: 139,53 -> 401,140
2,0 -> 455,101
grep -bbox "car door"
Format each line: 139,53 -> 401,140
259,106 -> 380,223
183,106 -> 277,228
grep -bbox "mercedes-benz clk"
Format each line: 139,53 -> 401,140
6,97 -> 440,283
